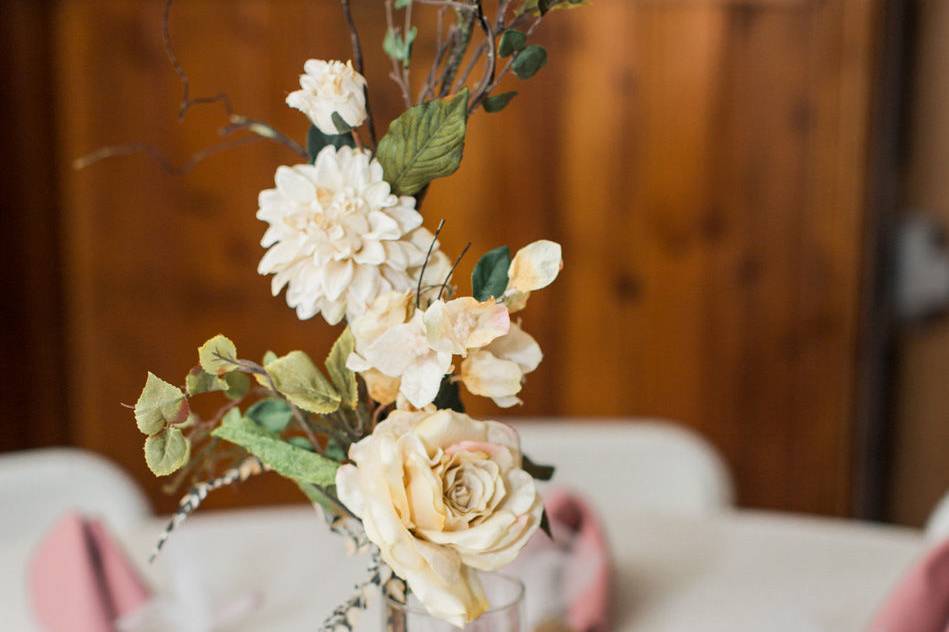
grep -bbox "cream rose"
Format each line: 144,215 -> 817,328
335,409 -> 542,626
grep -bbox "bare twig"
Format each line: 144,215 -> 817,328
416,219 -> 446,308
73,136 -> 262,174
469,15 -> 543,112
437,241 -> 471,300
468,0 -> 496,113
415,0 -> 476,9
340,0 -> 378,148
419,18 -> 453,103
439,7 -> 477,96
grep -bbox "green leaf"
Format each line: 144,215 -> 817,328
198,334 -> 237,377
324,437 -> 347,461
383,26 -> 418,66
331,112 -> 353,134
483,91 -> 518,114
185,367 -> 228,396
522,454 -> 556,481
134,372 -> 189,436
212,414 -> 339,486
539,508 -> 552,538
326,328 -> 358,409
144,427 -> 191,476
307,125 -> 355,162
288,436 -> 315,451
296,481 -> 342,515
498,30 -> 527,57
433,377 -> 465,413
223,371 -> 251,400
394,0 -> 412,7
245,397 -> 293,433
512,45 -> 547,79
471,245 -> 511,301
376,89 -> 469,196
266,351 -> 341,414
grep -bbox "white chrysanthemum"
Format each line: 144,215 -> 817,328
286,59 -> 367,135
257,145 -> 436,324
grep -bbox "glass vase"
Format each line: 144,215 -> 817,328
383,573 -> 525,632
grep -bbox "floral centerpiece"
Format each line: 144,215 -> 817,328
89,0 -> 587,627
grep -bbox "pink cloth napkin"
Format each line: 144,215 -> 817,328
513,487 -> 612,632
28,512 -> 151,632
869,536 -> 949,632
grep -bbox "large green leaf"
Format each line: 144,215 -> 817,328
134,372 -> 189,436
198,334 -> 237,377
144,427 -> 191,476
471,245 -> 511,301
265,351 -> 341,414
212,413 -> 339,486
326,328 -> 358,409
376,89 -> 469,196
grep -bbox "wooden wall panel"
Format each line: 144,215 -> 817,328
54,0 -> 879,515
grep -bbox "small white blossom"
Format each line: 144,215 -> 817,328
257,146 -> 437,324
460,322 -> 542,407
286,59 -> 367,135
503,239 -> 563,313
347,292 -> 510,408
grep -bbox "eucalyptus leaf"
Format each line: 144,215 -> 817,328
185,367 -> 228,397
306,125 -> 355,162
265,350 -> 341,414
135,372 -> 189,436
394,0 -> 412,7
245,397 -> 293,433
498,30 -> 526,57
383,26 -> 418,66
522,454 -> 556,481
288,436 -> 315,451
512,45 -> 547,79
223,371 -> 251,400
376,89 -> 469,196
471,245 -> 511,301
483,91 -> 518,114
198,334 -> 237,377
144,427 -> 191,476
326,328 -> 358,409
212,414 -> 339,486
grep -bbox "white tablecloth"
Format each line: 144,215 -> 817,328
2,505 -> 923,631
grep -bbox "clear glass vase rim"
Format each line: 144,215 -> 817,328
383,572 -> 525,616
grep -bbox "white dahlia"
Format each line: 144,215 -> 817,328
257,145 -> 436,324
286,59 -> 368,135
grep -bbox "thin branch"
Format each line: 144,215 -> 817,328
340,0 -> 378,148
419,22 -> 453,103
416,219 -> 446,308
439,7 -> 477,96
414,0 -> 476,9
468,0 -> 496,113
73,136 -> 262,175
384,1 -> 413,108
469,16 -> 543,112
162,0 -> 232,120
437,241 -> 471,300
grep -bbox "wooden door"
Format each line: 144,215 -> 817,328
48,0 -> 883,514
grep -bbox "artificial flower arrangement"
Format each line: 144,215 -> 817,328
100,0 -> 586,628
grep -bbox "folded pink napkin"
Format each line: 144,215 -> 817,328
28,512 -> 151,632
512,487 -> 612,632
869,536 -> 949,632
